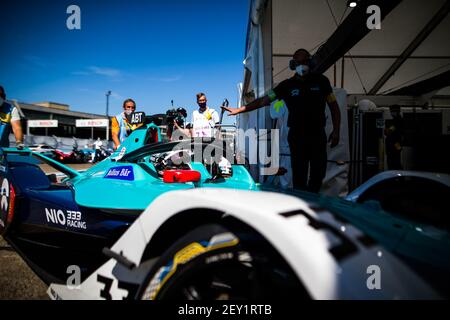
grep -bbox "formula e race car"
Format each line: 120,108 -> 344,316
47,182 -> 450,300
1,119 -> 449,299
0,121 -> 256,284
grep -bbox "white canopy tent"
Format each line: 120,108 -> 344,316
238,0 -> 450,194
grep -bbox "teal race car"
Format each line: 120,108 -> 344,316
1,117 -> 449,299
0,119 -> 257,284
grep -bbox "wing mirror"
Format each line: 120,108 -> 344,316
163,170 -> 201,183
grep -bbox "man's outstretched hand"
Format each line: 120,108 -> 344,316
221,106 -> 242,116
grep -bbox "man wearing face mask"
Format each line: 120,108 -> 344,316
186,92 -> 220,138
222,49 -> 341,193
0,86 -> 24,149
111,98 -> 136,150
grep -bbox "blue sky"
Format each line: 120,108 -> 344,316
1,0 -> 249,124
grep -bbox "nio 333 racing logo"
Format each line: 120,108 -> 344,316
104,166 -> 134,181
45,208 -> 87,230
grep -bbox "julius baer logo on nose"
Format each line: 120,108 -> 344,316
104,166 -> 134,181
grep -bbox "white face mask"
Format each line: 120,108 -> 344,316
0,98 -> 4,106
124,109 -> 133,116
296,64 -> 310,76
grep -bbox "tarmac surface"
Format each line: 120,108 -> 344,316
0,163 -> 94,300
0,236 -> 49,299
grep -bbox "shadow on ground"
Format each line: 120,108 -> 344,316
0,237 -> 49,300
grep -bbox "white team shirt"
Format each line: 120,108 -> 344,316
11,107 -> 20,121
94,140 -> 103,149
191,107 -> 219,138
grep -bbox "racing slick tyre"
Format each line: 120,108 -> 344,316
139,223 -> 308,300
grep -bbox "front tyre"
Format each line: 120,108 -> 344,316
139,224 -> 307,300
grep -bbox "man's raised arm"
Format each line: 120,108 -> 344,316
221,95 -> 272,116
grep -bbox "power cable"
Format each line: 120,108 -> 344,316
326,0 -> 368,93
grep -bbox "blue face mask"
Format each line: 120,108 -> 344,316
198,102 -> 207,109
295,65 -> 310,76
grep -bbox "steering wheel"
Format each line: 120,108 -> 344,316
151,149 -> 192,176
